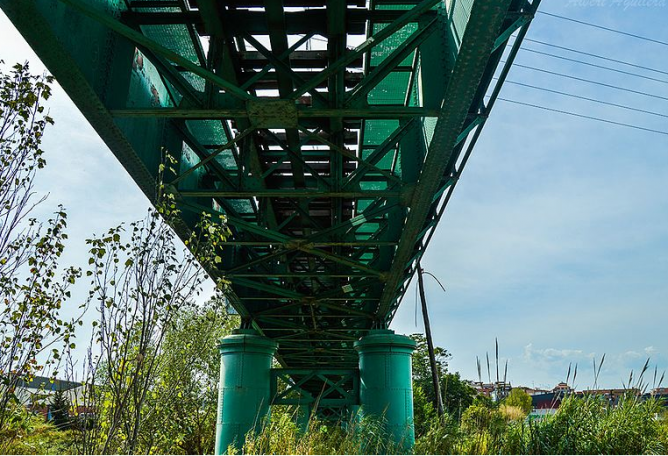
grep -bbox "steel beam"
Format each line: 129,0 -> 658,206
57,0 -> 254,101
289,0 -> 441,99
345,18 -> 438,107
110,106 -> 440,119
376,0 -> 515,319
3,0 -> 539,388
178,189 -> 400,198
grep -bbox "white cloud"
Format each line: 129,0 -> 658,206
524,343 -> 595,362
645,346 -> 658,356
620,350 -> 643,360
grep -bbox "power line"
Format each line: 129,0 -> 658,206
497,15 -> 668,136
502,79 -> 668,119
509,62 -> 668,103
538,11 -> 668,47
498,97 -> 668,137
520,47 -> 668,85
518,38 -> 668,77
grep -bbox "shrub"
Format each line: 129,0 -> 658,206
498,394 -> 666,455
460,404 -> 505,436
413,385 -> 438,438
0,405 -> 74,455
499,404 -> 527,422
504,389 -> 533,415
414,414 -> 459,455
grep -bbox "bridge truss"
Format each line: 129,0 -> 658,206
1,0 -> 539,394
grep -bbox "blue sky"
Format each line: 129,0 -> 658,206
1,1 -> 667,390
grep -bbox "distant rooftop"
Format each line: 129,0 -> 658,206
16,376 -> 81,392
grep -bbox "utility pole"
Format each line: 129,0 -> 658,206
417,262 -> 445,416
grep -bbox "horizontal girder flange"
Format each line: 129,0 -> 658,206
110,106 -> 440,120
2,0 -> 539,370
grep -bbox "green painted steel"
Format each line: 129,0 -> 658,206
354,329 -> 417,449
1,0 -> 540,428
215,330 -> 277,455
270,369 -> 359,409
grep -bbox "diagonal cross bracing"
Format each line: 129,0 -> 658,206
1,0 -> 540,392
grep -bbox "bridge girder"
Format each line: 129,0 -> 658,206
1,0 -> 540,374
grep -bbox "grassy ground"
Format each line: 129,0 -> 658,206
0,410 -> 75,455
1,393 -> 666,454
238,394 -> 668,455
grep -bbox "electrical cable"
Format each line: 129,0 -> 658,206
509,62 -> 668,102
520,38 -> 668,77
538,11 -> 668,47
520,47 -> 668,85
498,97 -> 668,136
501,79 -> 668,119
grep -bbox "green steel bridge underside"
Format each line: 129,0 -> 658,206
3,0 -> 538,399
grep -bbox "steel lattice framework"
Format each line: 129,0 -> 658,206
2,0 -> 539,378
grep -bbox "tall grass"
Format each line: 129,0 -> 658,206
235,409 -> 399,455
502,394 -> 666,455
2,386 -> 665,454
238,393 -> 668,455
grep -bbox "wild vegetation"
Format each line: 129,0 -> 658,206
0,61 -> 232,454
0,61 -> 81,433
234,391 -> 668,455
1,61 -> 667,454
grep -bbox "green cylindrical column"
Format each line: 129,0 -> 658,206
215,329 -> 278,455
354,329 -> 417,450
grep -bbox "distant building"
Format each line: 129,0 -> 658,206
14,376 -> 81,400
529,383 -> 576,417
469,382 -> 495,397
583,388 -> 640,407
516,386 -> 550,396
12,376 -> 86,421
651,387 -> 668,396
529,384 -> 668,417
531,391 -> 563,417
643,389 -> 668,408
469,381 -> 512,401
468,379 -> 666,416
552,382 -> 573,393
530,382 -> 573,416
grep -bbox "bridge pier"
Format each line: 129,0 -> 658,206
355,329 -> 417,451
214,329 -> 416,453
214,329 -> 277,455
